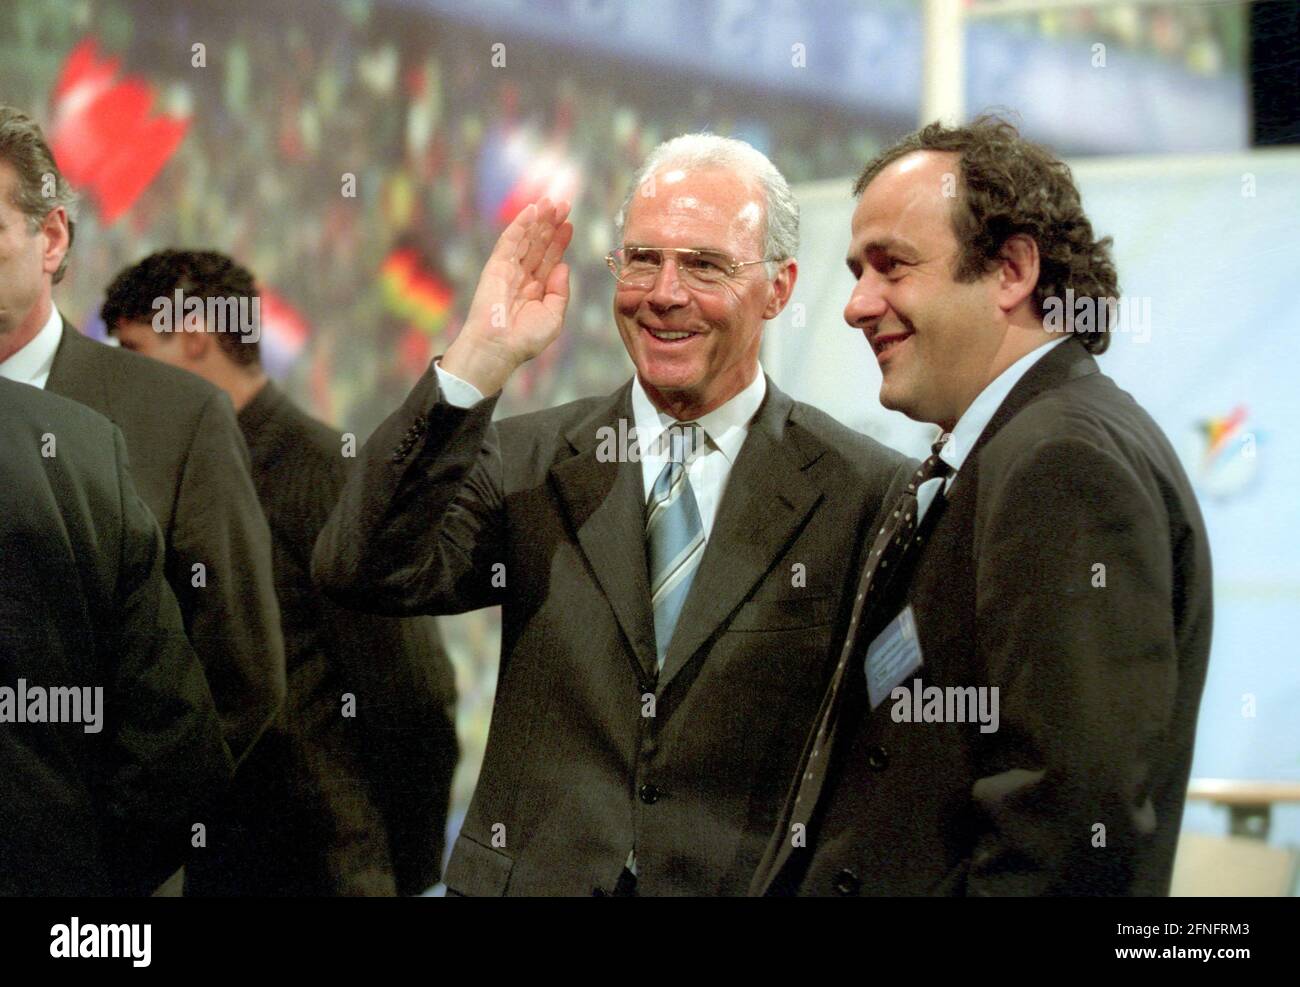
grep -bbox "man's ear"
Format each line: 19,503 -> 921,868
995,234 -> 1039,314
763,258 -> 798,319
39,207 -> 70,278
181,325 -> 212,361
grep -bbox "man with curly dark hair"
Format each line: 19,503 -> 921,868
850,115 -> 1119,358
753,116 -> 1212,897
106,249 -> 460,896
0,107 -> 286,900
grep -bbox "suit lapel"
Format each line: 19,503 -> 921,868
549,383 -> 659,684
659,380 -> 824,691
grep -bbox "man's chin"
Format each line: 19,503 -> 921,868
877,382 -> 906,415
878,385 -> 928,424
635,362 -> 700,395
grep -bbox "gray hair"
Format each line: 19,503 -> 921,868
615,133 -> 799,275
0,106 -> 79,284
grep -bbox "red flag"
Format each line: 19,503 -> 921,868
49,39 -> 189,224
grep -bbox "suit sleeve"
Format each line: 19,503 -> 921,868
966,436 -> 1179,896
312,363 -> 509,617
170,392 -> 287,766
316,605 -> 459,895
99,426 -> 235,896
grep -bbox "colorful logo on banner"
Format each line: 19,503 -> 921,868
48,39 -> 189,224
1184,404 -> 1259,500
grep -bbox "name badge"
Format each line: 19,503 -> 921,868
864,605 -> 924,710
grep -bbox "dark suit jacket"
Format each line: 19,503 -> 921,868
205,380 -> 457,896
313,367 -> 911,895
46,321 -> 285,764
754,339 -> 1213,897
0,379 -> 233,896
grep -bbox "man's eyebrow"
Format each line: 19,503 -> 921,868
847,236 -> 920,266
625,244 -> 726,253
866,236 -> 920,257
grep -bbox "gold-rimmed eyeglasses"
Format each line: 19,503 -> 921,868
605,246 -> 778,290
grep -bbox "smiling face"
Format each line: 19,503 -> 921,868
615,166 -> 794,419
843,151 -> 1004,430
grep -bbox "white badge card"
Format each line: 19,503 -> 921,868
864,605 -> 924,710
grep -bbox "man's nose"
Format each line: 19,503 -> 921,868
646,256 -> 689,309
844,275 -> 887,331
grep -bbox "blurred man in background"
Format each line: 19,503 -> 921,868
0,105 -> 285,895
314,134 -> 912,895
108,248 -> 459,896
0,377 -> 232,896
753,117 -> 1212,897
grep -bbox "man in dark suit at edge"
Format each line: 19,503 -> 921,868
313,134 -> 913,895
0,106 -> 285,893
0,378 -> 233,896
752,117 -> 1213,897
106,249 -> 460,896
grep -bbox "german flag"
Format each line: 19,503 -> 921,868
380,248 -> 453,336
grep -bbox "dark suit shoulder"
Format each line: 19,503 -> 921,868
0,381 -> 124,513
985,369 -> 1168,470
248,394 -> 353,537
257,394 -> 346,474
787,399 -> 911,478
2,377 -> 118,442
73,332 -> 228,420
490,389 -> 626,474
495,391 -> 615,442
49,330 -> 253,523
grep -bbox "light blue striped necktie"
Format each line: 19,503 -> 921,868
646,422 -> 706,671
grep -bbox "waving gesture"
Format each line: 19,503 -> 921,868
441,197 -> 574,396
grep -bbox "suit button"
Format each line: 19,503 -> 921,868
866,745 -> 890,771
639,783 -> 661,804
833,868 -> 861,896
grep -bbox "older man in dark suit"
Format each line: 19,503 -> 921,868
0,378 -> 232,896
0,106 -> 285,772
314,134 -> 912,895
752,117 -> 1212,897
106,249 -> 459,896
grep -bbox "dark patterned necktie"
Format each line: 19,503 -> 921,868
758,437 -> 954,890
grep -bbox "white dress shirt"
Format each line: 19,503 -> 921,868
434,360 -> 767,540
0,305 -> 63,389
916,337 -> 1068,523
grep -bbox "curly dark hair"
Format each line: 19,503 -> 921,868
102,249 -> 261,366
853,115 -> 1118,354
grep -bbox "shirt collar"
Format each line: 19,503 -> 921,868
0,305 -> 63,388
939,337 -> 1068,474
630,363 -> 767,465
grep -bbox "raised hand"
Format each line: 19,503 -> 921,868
442,197 -> 574,396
